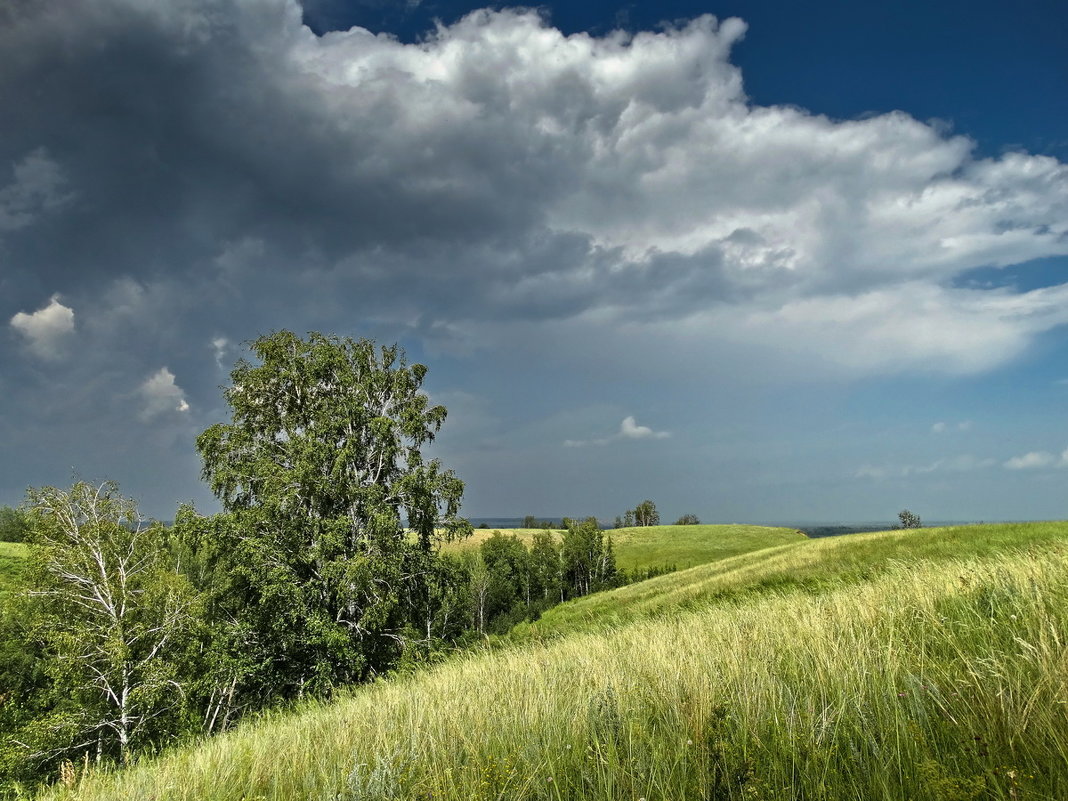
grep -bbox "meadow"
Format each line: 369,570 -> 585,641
34,521 -> 1068,801
449,524 -> 805,570
0,543 -> 26,594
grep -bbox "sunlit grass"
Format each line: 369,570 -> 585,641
40,522 -> 1068,801
519,521 -> 1068,638
0,542 -> 26,592
446,524 -> 804,570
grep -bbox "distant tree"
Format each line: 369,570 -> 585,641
463,551 -> 491,635
0,506 -> 28,542
480,532 -> 529,629
522,515 -> 537,529
560,519 -> 617,597
414,554 -> 470,646
898,509 -> 922,529
632,500 -> 659,527
613,515 -> 623,529
528,530 -> 562,603
675,514 -> 700,525
622,509 -> 635,527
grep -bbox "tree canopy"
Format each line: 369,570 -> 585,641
188,331 -> 471,698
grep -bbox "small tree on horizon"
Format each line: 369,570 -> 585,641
632,500 -> 659,527
898,509 -> 922,529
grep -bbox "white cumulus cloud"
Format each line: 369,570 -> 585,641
565,415 -> 670,447
620,415 -> 671,440
9,294 -> 75,360
138,367 -> 190,419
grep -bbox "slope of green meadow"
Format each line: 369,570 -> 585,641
449,524 -> 804,570
34,521 -> 1068,800
519,521 -> 1068,638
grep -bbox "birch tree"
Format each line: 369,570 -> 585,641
19,481 -> 195,766
191,331 -> 470,701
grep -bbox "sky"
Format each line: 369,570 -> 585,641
2,0 -> 1067,525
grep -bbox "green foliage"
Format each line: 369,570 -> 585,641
521,515 -> 554,530
899,509 -> 922,528
0,542 -> 27,593
479,532 -> 530,631
0,482 -> 198,790
560,518 -> 617,598
0,507 -> 28,543
188,330 -> 470,704
620,500 -> 658,527
675,514 -> 700,525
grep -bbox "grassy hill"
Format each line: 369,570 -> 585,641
449,524 -> 805,570
35,522 -> 1068,800
517,521 -> 1068,638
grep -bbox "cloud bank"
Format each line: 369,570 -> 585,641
1003,448 -> 1068,471
1,0 -> 1067,516
0,0 -> 1065,379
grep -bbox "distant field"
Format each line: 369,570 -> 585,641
447,524 -> 805,570
45,520 -> 1068,801
521,520 -> 1068,637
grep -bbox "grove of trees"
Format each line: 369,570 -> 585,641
615,500 -> 659,528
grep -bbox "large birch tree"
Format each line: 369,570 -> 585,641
190,330 -> 469,701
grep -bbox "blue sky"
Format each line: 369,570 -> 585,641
2,0 -> 1067,524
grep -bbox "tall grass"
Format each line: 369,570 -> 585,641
521,521 -> 1068,637
42,533 -> 1068,800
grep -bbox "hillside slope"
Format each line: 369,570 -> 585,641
520,521 -> 1068,637
39,521 -> 1068,801
448,524 -> 804,570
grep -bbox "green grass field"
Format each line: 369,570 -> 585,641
448,524 -> 804,570
517,521 -> 1068,638
36,521 -> 1068,801
0,542 -> 26,592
